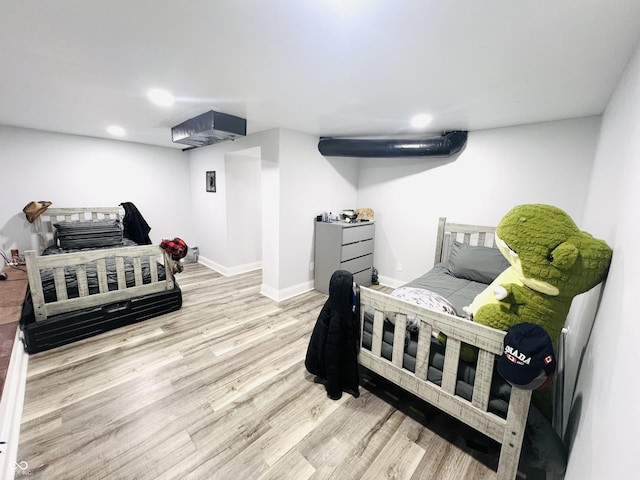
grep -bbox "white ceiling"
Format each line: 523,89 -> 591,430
2,1 -> 640,150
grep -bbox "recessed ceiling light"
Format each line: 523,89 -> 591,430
411,113 -> 433,129
107,125 -> 126,137
147,88 -> 175,107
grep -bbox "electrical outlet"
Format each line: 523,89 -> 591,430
396,262 -> 403,272
309,262 -> 314,271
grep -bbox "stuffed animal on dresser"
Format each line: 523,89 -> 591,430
463,204 -> 612,352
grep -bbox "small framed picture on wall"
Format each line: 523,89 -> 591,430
206,171 -> 216,192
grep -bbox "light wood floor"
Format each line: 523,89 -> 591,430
17,263 -> 501,480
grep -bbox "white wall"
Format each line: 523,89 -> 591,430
0,126 -> 194,258
564,42 -> 640,480
187,128 -> 358,301
187,129 -> 279,280
356,117 -> 601,287
225,151 -> 262,271
278,128 -> 359,298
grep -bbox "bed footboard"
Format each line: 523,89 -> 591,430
25,245 -> 175,322
358,286 -> 531,480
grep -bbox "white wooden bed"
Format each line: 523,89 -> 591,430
358,218 -> 533,480
21,207 -> 181,353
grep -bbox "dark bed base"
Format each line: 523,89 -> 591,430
20,286 -> 182,354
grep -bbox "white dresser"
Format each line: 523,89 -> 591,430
314,221 -> 374,294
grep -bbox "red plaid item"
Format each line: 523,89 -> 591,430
160,238 -> 188,260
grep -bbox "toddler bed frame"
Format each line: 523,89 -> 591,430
21,207 -> 180,353
358,218 -> 533,480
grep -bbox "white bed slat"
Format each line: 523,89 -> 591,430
414,322 -> 432,381
76,264 -> 89,297
133,257 -> 143,286
497,387 -> 532,479
478,231 -> 487,246
116,257 -> 127,290
162,251 -> 175,289
25,251 -> 46,321
446,234 -> 455,260
472,349 -> 495,411
441,338 -> 461,395
391,314 -> 407,368
434,217 -> 447,264
371,310 -> 384,357
149,256 -> 159,283
52,267 -> 68,301
96,259 -> 108,294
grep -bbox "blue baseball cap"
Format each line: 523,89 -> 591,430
497,323 -> 557,390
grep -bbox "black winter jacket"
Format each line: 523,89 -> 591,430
305,270 -> 360,400
120,202 -> 152,245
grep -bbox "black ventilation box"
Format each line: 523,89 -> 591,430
171,110 -> 247,148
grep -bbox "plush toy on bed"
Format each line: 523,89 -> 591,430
461,203 -> 612,363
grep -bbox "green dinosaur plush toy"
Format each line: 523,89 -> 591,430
461,204 -> 612,421
464,204 -> 612,354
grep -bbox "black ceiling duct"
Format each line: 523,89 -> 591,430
172,110 -> 246,148
318,131 -> 467,158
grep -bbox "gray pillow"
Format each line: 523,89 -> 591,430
446,241 -> 509,284
54,220 -> 123,249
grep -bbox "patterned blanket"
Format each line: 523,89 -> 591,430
386,287 -> 460,344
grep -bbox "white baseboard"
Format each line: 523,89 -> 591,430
197,256 -> 262,277
0,330 -> 29,480
261,280 -> 315,303
377,275 -> 404,289
196,257 -> 314,302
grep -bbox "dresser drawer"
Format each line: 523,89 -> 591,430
353,268 -> 372,287
341,254 -> 372,275
341,239 -> 374,261
342,224 -> 374,245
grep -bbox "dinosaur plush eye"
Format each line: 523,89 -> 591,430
550,243 -> 579,270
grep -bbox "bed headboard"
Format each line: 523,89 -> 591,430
434,217 -> 498,264
34,206 -> 122,253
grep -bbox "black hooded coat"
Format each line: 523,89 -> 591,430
305,270 -> 360,400
120,202 -> 152,245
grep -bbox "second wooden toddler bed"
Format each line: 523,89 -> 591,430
358,218 -> 566,480
20,207 -> 183,354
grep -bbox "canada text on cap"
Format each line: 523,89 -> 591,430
497,322 -> 557,390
